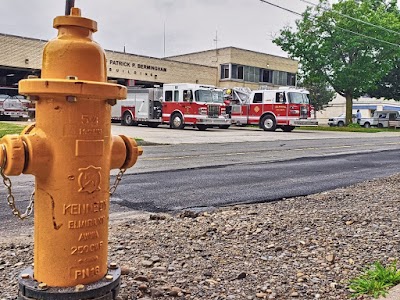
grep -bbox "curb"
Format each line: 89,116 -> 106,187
378,284 -> 400,300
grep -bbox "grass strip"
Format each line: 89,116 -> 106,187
0,122 -> 25,138
349,261 -> 400,298
299,125 -> 397,133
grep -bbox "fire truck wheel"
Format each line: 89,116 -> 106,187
197,125 -> 207,131
260,115 -> 276,131
282,126 -> 295,132
170,113 -> 185,129
218,125 -> 230,129
122,112 -> 134,126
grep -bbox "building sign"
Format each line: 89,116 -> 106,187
109,60 -> 167,72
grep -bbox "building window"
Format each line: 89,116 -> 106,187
279,72 -> 287,85
249,67 -> 255,82
232,64 -> 238,79
272,71 -> 278,85
231,64 -> 244,80
222,63 -> 294,86
273,71 -> 289,86
244,66 -> 258,82
287,73 -> 296,86
238,66 -> 243,79
220,64 -> 230,79
255,68 -> 260,83
244,66 -> 250,82
242,66 -> 260,83
260,69 -> 272,83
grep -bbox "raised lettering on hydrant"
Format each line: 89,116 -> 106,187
0,5 -> 142,298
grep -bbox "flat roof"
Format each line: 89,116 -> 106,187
166,46 -> 297,62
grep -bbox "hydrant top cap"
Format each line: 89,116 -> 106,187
53,7 -> 97,32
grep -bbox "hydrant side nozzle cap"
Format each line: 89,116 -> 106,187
53,8 -> 97,32
0,135 -> 26,176
0,143 -> 4,168
119,135 -> 142,170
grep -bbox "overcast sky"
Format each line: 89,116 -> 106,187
1,0 -> 333,58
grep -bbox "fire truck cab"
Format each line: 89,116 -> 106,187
113,83 -> 231,131
226,87 -> 318,132
162,83 -> 230,130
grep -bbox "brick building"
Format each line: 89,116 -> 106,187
0,33 -> 298,92
166,47 -> 298,90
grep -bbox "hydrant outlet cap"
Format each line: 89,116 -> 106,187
53,8 -> 97,32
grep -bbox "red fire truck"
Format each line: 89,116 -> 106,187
112,83 -> 231,130
225,87 -> 318,132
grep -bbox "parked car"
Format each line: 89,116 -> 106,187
328,113 -> 376,128
328,113 -> 356,127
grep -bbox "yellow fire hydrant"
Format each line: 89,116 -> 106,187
0,5 -> 142,299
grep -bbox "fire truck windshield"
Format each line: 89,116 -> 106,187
195,90 -> 223,103
212,90 -> 224,103
288,92 -> 310,104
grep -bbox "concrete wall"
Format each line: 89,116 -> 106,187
0,34 -> 44,70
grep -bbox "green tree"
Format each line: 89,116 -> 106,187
274,0 -> 400,125
368,60 -> 400,100
298,76 -> 336,112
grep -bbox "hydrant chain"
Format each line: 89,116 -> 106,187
0,144 -> 34,220
109,168 -> 126,196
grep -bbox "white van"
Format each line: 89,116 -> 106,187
371,110 -> 400,128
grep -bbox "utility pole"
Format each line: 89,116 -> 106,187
163,21 -> 166,57
65,0 -> 75,15
214,30 -> 219,85
213,30 -> 219,56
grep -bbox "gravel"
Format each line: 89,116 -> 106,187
1,174 -> 399,300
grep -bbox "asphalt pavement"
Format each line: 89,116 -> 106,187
111,149 -> 400,212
